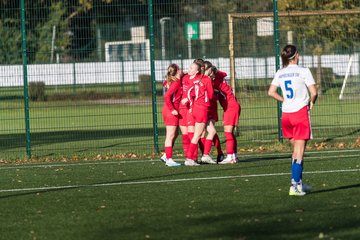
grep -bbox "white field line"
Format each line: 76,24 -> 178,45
1,151 -> 360,170
0,168 -> 359,194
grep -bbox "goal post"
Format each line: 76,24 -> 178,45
228,9 -> 360,96
228,8 -> 360,142
338,55 -> 360,100
339,55 -> 354,100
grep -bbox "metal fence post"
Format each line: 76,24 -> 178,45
273,0 -> 283,142
73,61 -> 76,94
148,0 -> 159,153
20,0 -> 31,158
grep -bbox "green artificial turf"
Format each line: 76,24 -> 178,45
0,149 -> 359,239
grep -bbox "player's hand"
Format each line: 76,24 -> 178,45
171,110 -> 178,116
309,102 -> 314,110
181,98 -> 188,105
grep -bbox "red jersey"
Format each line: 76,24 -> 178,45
163,79 -> 182,111
180,73 -> 191,109
186,74 -> 213,108
212,71 -> 238,111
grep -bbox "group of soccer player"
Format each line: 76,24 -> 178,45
161,44 -> 318,196
161,58 -> 241,167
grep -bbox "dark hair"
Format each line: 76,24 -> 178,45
210,66 -> 218,75
281,45 -> 298,67
165,63 -> 179,85
204,61 -> 213,71
193,58 -> 205,65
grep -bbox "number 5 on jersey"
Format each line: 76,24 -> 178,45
284,80 -> 294,99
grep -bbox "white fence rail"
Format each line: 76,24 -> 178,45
0,54 -> 358,87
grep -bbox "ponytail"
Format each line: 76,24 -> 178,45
204,61 -> 213,72
281,44 -> 298,67
165,64 -> 179,85
210,66 -> 218,75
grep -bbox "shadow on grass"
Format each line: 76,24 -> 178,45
310,183 -> 360,194
0,127 -> 166,152
0,186 -> 80,199
184,209 -> 360,240
323,128 -> 360,142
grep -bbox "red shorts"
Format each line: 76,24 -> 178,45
179,108 -> 188,126
223,102 -> 241,126
192,105 -> 209,123
162,107 -> 179,126
282,106 -> 312,140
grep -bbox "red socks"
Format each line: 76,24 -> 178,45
165,146 -> 172,159
204,139 -> 213,155
224,132 -> 234,155
182,134 -> 190,154
188,132 -> 198,159
213,134 -> 223,155
187,143 -> 198,160
233,132 -> 238,154
199,137 -> 206,155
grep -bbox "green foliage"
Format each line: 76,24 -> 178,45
34,2 -> 70,63
138,74 -> 152,96
278,0 -> 360,53
0,24 -> 22,64
1,0 -> 360,62
29,81 -> 46,101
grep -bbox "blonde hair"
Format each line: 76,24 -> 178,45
165,64 -> 179,85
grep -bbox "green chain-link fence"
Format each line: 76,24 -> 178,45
1,0 -> 360,160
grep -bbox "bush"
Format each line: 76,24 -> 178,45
28,81 -> 46,101
138,74 -> 152,96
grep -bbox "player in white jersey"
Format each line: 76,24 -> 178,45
268,44 -> 318,196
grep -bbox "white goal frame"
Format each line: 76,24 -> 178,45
339,55 -> 354,100
228,9 -> 360,97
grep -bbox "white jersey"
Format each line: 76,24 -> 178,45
271,64 -> 315,113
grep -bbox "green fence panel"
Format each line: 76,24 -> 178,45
0,0 -> 360,160
0,1 -> 27,159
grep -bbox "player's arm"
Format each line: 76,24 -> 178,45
164,82 -> 178,111
307,84 -> 318,110
268,84 -> 284,102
